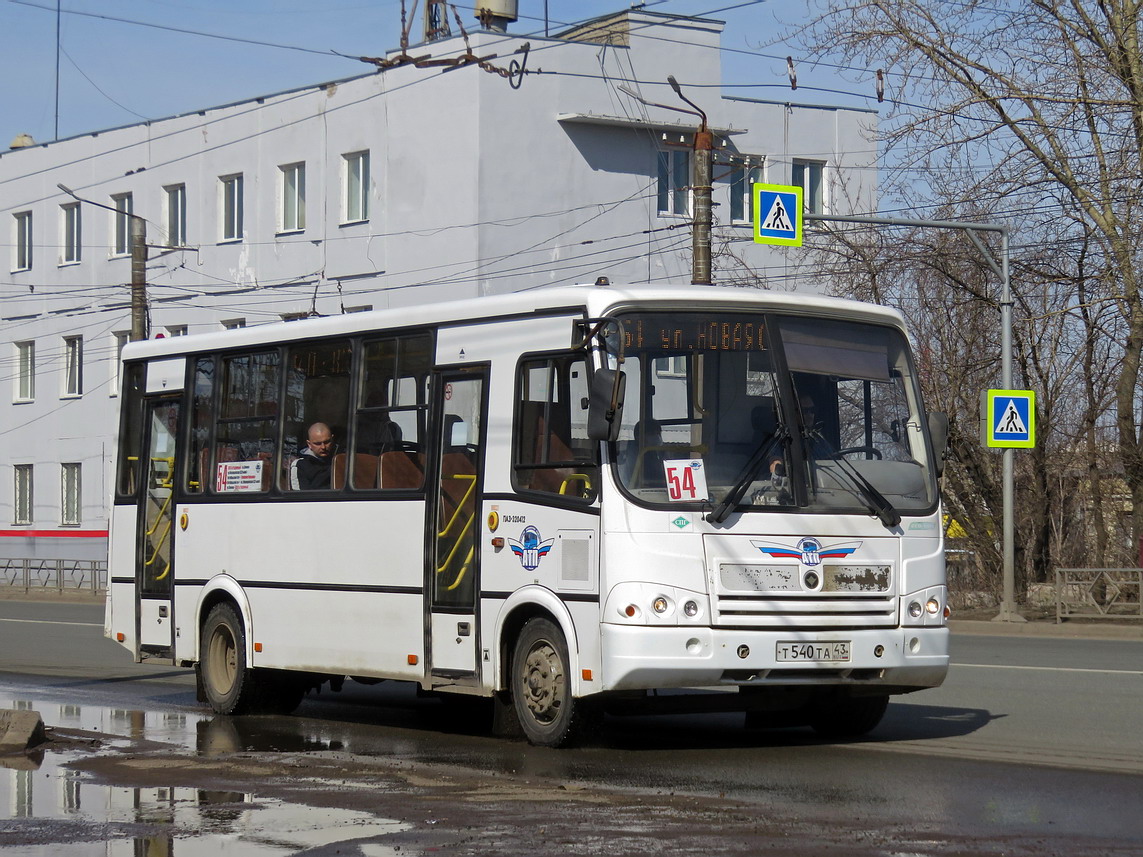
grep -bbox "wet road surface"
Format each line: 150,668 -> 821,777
0,601 -> 1141,855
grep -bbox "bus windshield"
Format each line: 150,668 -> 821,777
611,311 -> 938,518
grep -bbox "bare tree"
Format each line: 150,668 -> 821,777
784,1 -> 1143,593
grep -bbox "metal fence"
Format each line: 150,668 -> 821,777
1055,568 -> 1142,623
0,558 -> 107,594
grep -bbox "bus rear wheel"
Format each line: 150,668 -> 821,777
200,603 -> 302,715
511,618 -> 590,747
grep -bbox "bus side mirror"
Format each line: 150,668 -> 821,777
928,411 -> 949,477
588,369 -> 626,442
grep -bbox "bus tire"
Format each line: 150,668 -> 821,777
809,692 -> 889,739
200,603 -> 264,715
510,618 -> 588,747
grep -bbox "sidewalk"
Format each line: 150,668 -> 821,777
949,617 -> 1142,640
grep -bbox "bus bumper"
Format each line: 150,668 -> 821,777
598,624 -> 949,693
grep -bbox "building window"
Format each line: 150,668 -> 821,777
221,318 -> 246,330
166,325 -> 188,337
15,341 -> 35,402
792,160 -> 825,214
343,151 -> 370,223
63,336 -> 83,397
61,203 -> 81,264
220,174 -> 244,241
110,332 -> 129,397
61,463 -> 81,526
278,162 -> 306,233
165,184 -> 187,247
13,211 -> 32,271
13,464 -> 33,525
111,193 -> 133,256
722,157 -> 764,224
657,149 -> 690,216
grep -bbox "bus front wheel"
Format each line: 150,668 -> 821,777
510,618 -> 590,747
200,603 -> 301,715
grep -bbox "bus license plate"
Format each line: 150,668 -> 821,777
775,641 -> 851,662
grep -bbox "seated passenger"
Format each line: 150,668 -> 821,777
296,422 -> 335,490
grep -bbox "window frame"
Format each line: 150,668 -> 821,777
13,211 -> 32,272
656,149 -> 691,217
62,336 -> 83,398
60,202 -> 82,265
13,464 -> 33,525
220,174 -> 244,242
61,462 -> 81,526
791,159 -> 826,214
110,331 -> 129,397
278,162 -> 306,233
15,341 -> 35,403
165,183 -> 187,247
343,151 -> 370,224
111,193 -> 134,257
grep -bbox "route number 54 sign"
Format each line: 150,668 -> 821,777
663,460 -> 709,502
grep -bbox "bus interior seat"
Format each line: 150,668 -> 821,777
378,450 -> 424,490
332,452 -> 380,489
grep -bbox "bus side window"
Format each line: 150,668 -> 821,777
357,333 -> 431,491
214,351 -> 280,494
282,339 -> 351,492
116,362 -> 147,499
185,357 -> 214,494
513,355 -> 599,501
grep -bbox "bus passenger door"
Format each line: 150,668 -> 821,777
427,369 -> 487,684
137,396 -> 180,658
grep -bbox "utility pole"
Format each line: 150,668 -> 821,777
667,76 -> 712,285
619,78 -> 714,285
58,183 -> 149,340
130,216 -> 148,341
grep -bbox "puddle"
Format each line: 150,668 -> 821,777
0,688 -> 408,856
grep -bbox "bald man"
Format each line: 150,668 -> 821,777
297,422 -> 335,489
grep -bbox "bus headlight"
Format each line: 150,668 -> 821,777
652,596 -> 670,614
683,600 -> 699,618
925,597 -> 941,615
908,601 -> 923,618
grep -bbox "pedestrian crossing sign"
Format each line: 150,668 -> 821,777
983,389 -> 1036,448
753,183 -> 803,246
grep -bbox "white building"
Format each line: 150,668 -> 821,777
0,7 -> 877,564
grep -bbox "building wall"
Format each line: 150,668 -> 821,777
0,9 -> 877,560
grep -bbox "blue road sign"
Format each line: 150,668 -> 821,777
753,183 -> 803,246
984,389 -> 1036,448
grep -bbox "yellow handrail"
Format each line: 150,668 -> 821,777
143,456 -> 175,582
437,473 -> 477,591
559,472 -> 593,497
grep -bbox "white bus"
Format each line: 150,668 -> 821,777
106,284 -> 950,746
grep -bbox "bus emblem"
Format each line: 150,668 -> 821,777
751,538 -> 862,567
509,526 -> 555,571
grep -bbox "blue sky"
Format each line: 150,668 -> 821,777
3,1 -> 878,149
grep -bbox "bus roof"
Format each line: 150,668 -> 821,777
120,283 -> 908,361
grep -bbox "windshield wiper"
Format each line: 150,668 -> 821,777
809,430 -> 901,529
706,429 -> 789,525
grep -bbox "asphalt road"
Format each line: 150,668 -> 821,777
1,598 -> 1141,855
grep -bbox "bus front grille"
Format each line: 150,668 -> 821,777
712,594 -> 898,629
